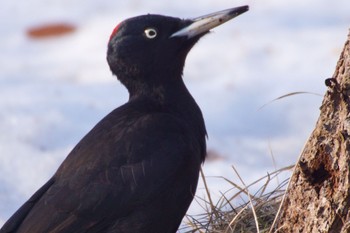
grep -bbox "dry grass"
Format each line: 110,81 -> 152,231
179,92 -> 313,232
180,165 -> 294,233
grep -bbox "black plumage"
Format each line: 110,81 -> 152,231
1,6 -> 248,233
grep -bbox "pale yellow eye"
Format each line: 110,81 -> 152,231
144,28 -> 157,39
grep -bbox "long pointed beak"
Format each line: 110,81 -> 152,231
171,5 -> 249,38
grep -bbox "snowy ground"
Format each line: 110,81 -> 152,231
1,0 -> 349,229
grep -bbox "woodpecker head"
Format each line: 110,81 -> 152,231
107,6 -> 249,92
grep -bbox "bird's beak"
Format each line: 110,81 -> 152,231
170,5 -> 249,39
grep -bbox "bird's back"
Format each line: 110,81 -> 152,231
1,97 -> 206,233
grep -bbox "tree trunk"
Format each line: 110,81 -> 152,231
275,31 -> 350,232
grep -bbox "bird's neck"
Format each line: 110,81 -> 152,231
127,77 -> 207,162
116,55 -> 187,100
127,80 -> 185,115
126,70 -> 184,101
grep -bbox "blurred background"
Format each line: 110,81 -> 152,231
0,0 -> 349,227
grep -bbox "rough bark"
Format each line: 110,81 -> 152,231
276,31 -> 350,232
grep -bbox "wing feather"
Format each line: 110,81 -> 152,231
1,109 -> 198,233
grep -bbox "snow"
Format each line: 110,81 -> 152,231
1,0 -> 349,228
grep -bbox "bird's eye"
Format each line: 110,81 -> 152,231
144,28 -> 157,39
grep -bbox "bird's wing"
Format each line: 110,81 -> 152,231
1,111 -> 200,233
0,177 -> 55,233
